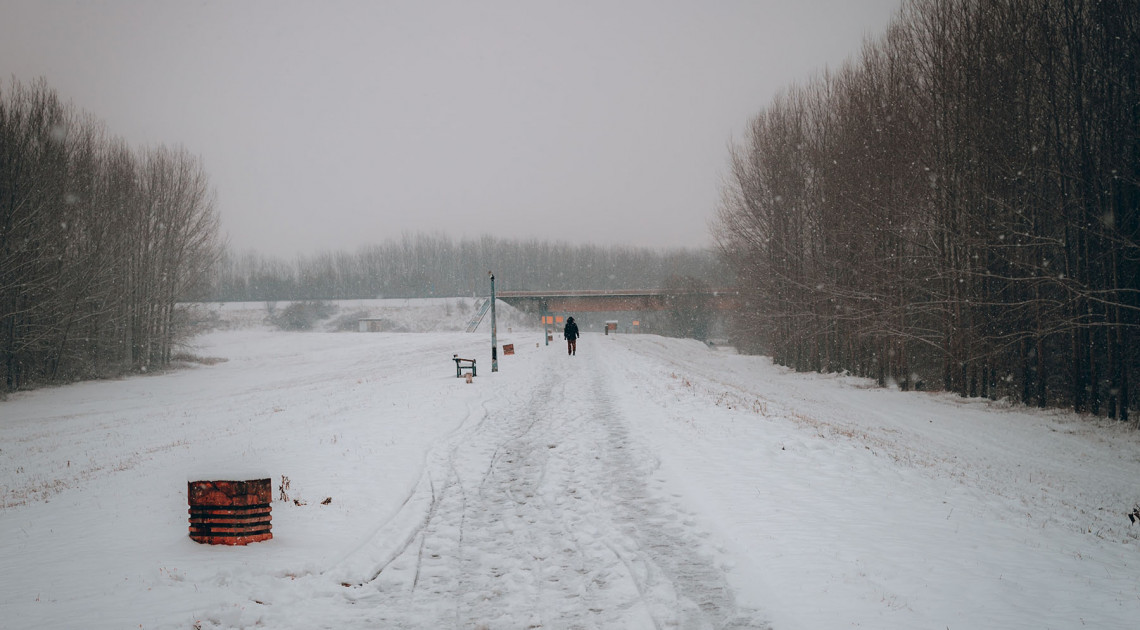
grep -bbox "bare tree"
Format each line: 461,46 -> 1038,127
714,0 -> 1139,421
0,78 -> 222,393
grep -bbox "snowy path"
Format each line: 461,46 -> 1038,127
316,346 -> 766,628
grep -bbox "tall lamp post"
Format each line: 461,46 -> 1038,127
489,272 -> 498,372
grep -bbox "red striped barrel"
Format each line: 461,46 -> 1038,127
188,479 -> 272,545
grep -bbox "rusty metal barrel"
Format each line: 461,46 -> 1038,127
187,478 -> 272,545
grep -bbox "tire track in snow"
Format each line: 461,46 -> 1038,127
580,362 -> 768,630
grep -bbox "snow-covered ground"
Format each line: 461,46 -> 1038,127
2,299 -> 1139,629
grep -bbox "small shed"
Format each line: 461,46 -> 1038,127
358,318 -> 384,332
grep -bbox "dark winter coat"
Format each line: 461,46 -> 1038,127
564,319 -> 580,341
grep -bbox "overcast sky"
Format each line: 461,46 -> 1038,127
1,0 -> 901,257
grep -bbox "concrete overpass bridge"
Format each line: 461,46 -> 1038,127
496,288 -> 741,314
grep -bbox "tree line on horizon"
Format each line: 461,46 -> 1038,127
207,233 -> 731,302
0,78 -> 221,393
715,0 -> 1139,421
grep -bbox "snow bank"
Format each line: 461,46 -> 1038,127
184,297 -> 540,334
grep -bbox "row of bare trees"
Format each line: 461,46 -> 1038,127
210,233 -> 729,301
1,78 -> 221,392
715,0 -> 1138,421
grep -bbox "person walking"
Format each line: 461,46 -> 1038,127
564,316 -> 580,356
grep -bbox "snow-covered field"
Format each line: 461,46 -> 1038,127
3,299 -> 1139,629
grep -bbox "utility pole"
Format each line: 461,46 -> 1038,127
489,272 -> 498,372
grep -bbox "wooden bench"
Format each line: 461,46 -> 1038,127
452,355 -> 476,378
